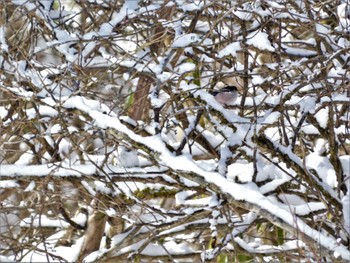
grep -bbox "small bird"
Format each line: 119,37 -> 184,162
210,86 -> 238,105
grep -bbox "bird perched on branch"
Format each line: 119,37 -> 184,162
210,86 -> 238,106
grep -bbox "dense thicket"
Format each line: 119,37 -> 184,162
1,1 -> 349,262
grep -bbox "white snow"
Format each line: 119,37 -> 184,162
0,180 -> 20,188
181,2 -> 203,12
314,107 -> 329,129
113,146 -> 140,168
305,153 -> 338,187
342,193 -> 350,235
227,162 -> 253,182
24,181 -> 35,192
172,33 -> 200,48
175,62 -> 196,74
217,42 -> 241,58
247,31 -> 275,52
